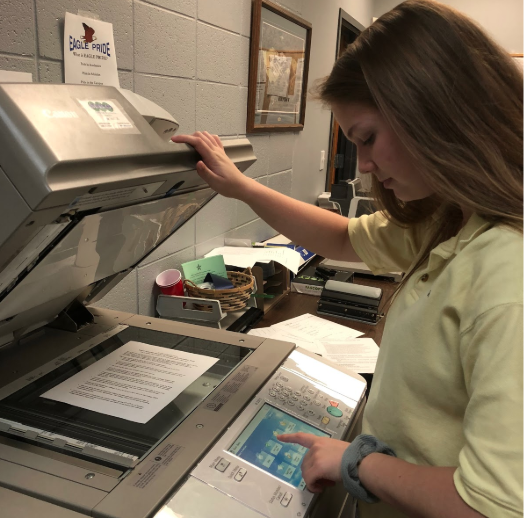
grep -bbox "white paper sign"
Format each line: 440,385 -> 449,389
41,341 -> 218,423
64,12 -> 120,87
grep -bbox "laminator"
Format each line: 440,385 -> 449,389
0,84 -> 367,518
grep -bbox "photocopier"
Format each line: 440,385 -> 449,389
0,84 -> 367,518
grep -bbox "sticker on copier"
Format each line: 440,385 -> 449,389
78,99 -> 139,132
204,364 -> 258,412
126,442 -> 185,489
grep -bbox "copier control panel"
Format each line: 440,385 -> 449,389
174,349 -> 365,518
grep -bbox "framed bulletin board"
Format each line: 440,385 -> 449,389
247,0 -> 312,133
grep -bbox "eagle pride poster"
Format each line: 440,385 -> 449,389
64,12 -> 120,87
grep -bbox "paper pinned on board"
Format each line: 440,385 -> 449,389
321,338 -> 379,374
41,341 -> 218,423
205,246 -> 301,274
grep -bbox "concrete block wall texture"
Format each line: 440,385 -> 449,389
0,0 -> 304,316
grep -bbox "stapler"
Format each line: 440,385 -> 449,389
317,280 -> 383,325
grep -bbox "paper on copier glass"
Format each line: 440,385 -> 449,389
41,341 -> 218,424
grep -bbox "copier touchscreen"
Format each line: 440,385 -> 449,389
228,403 -> 330,489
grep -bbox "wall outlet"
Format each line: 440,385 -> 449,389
319,150 -> 325,171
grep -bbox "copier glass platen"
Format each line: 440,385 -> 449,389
0,84 -> 367,518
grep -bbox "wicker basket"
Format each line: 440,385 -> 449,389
183,268 -> 255,312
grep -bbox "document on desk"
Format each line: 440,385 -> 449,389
205,246 -> 301,274
41,341 -> 218,423
248,327 -> 327,356
321,338 -> 379,373
272,313 -> 364,341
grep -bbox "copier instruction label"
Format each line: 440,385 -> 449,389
127,442 -> 185,489
204,364 -> 258,412
77,99 -> 140,133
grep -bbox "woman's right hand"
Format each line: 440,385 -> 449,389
171,131 -> 253,199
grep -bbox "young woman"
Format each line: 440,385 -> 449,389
172,1 -> 523,516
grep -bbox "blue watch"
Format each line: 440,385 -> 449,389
340,434 -> 397,503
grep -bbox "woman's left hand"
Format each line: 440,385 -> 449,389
277,433 -> 350,493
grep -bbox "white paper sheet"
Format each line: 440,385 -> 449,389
248,327 -> 327,356
64,12 -> 120,87
205,246 -> 301,274
321,338 -> 379,374
272,313 -> 363,341
41,341 -> 218,423
0,70 -> 32,83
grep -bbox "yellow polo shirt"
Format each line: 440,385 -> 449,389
348,212 -> 523,518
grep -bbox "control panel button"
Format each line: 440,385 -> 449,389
327,406 -> 343,417
215,458 -> 230,472
280,492 -> 293,507
307,389 -> 315,394
279,395 -> 286,401
314,401 -> 321,406
303,396 -> 311,402
287,401 -> 295,406
234,468 -> 247,481
276,382 -> 283,388
329,400 -> 339,408
294,391 -> 301,397
321,416 -> 330,425
307,410 -> 315,416
280,376 -> 289,382
298,405 -> 305,411
269,390 -> 277,397
291,395 -> 299,401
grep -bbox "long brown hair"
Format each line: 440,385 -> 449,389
318,0 -> 523,287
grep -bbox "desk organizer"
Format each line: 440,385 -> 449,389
251,262 -> 290,313
183,268 -> 254,312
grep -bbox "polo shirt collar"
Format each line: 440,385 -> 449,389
427,213 -> 491,267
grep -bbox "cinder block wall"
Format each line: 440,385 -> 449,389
0,0 -> 304,316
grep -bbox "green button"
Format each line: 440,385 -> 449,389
327,406 -> 343,417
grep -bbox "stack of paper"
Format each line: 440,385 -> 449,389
248,313 -> 380,373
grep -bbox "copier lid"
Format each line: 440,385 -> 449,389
0,84 -> 255,344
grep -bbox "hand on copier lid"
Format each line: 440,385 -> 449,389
277,433 -> 348,493
171,131 -> 253,199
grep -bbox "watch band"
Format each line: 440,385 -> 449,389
340,434 -> 397,503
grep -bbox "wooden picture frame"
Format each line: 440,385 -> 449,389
247,0 -> 312,133
511,53 -> 523,71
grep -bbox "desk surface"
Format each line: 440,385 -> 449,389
254,276 -> 398,346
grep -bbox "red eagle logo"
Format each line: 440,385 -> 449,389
81,23 -> 97,44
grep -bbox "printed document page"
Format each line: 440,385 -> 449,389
321,338 -> 379,373
272,313 -> 363,340
41,341 -> 218,423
